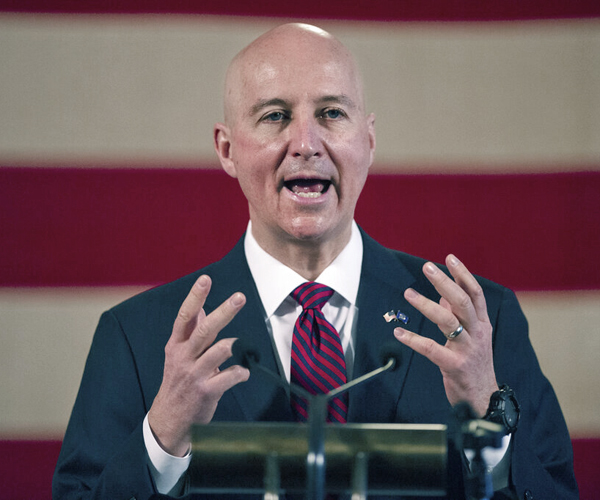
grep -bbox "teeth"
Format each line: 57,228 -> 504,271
285,179 -> 330,198
296,191 -> 322,198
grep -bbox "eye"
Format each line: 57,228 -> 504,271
321,108 -> 345,120
263,111 -> 289,122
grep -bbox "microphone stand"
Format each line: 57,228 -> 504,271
248,357 -> 397,500
454,403 -> 504,500
306,395 -> 327,500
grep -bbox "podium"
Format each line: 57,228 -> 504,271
189,422 -> 449,498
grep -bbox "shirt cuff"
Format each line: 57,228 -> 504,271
143,413 -> 192,495
464,433 -> 511,470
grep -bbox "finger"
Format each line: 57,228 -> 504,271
394,327 -> 455,369
404,288 -> 463,340
195,337 -> 239,377
189,291 -> 246,354
171,275 -> 212,343
206,363 -> 251,395
423,261 -> 479,329
446,254 -> 489,323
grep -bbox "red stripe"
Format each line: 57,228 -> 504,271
291,349 -> 332,393
293,342 -> 346,389
327,401 -> 347,423
316,318 -> 345,355
290,397 -> 308,420
295,283 -> 333,310
0,440 -> 61,500
331,397 -> 348,414
292,326 -> 345,388
297,315 -> 346,382
312,348 -> 346,384
2,167 -> 599,290
1,0 -> 599,20
291,335 -> 343,389
2,438 -> 598,494
329,397 -> 349,419
303,289 -> 331,310
358,170 -> 600,292
1,167 -> 248,287
314,333 -> 346,374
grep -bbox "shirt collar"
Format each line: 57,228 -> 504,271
244,221 -> 363,318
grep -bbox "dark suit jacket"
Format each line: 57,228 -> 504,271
53,230 -> 578,500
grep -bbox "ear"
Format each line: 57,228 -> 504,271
366,112 -> 376,168
214,123 -> 237,178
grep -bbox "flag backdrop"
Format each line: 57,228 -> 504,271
1,0 -> 599,448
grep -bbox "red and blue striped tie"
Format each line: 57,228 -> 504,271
290,282 -> 348,423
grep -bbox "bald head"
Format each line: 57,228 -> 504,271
223,23 -> 366,126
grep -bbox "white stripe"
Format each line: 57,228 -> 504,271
1,287 -> 598,437
0,286 -> 147,437
517,290 -> 600,437
0,15 -> 599,171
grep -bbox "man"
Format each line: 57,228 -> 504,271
53,23 -> 577,500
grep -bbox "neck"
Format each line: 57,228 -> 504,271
250,224 -> 352,281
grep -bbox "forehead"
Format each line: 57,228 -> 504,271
227,33 -> 364,118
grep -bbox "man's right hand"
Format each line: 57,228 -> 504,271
148,274 -> 250,457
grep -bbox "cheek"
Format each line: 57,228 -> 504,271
233,140 -> 283,190
335,140 -> 371,201
336,133 -> 372,170
233,159 -> 274,206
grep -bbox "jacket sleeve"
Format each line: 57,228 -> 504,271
53,310 -> 157,500
491,288 -> 578,500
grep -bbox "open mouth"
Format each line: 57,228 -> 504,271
283,179 -> 332,198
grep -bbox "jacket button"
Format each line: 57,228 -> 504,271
524,490 -> 534,500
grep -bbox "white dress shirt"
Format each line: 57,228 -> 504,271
244,220 -> 363,382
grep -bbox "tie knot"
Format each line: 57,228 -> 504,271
292,282 -> 334,311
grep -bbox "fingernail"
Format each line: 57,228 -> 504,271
199,275 -> 210,287
393,328 -> 406,339
405,288 -> 418,300
231,292 -> 245,307
448,254 -> 460,267
425,262 -> 438,275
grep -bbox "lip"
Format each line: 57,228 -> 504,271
281,176 -> 334,204
282,173 -> 331,184
283,177 -> 331,189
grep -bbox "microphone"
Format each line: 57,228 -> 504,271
379,341 -> 403,371
233,339 -> 314,400
232,337 -> 260,369
326,341 -> 402,398
232,338 -> 402,401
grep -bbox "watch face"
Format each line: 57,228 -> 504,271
504,394 -> 520,431
505,407 -> 517,427
488,386 -> 520,433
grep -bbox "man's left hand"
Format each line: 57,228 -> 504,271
393,254 -> 498,417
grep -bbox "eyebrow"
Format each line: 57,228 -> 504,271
249,94 -> 357,117
250,98 -> 289,116
318,94 -> 357,109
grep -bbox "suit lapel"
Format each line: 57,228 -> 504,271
210,238 -> 295,422
348,231 -> 427,423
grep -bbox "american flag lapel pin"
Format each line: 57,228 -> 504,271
383,310 -> 409,324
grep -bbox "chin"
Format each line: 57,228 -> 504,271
286,216 -> 344,243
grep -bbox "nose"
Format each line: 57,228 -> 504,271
289,116 -> 322,160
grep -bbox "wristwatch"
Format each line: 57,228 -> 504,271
483,384 -> 520,434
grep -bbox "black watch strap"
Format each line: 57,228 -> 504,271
483,384 -> 520,434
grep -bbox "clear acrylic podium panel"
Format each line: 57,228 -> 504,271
190,422 -> 447,497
